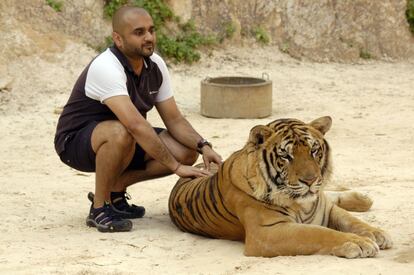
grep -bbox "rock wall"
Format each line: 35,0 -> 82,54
168,0 -> 414,61
0,0 -> 110,63
0,0 -> 109,112
0,0 -> 413,63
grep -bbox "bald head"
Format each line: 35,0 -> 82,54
111,6 -> 156,58
112,6 -> 151,33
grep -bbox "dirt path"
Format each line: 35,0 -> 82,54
0,45 -> 413,274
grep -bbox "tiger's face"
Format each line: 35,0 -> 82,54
247,117 -> 332,207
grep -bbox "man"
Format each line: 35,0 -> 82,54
54,6 -> 222,233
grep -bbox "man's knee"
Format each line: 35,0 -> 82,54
94,121 -> 135,152
109,122 -> 135,150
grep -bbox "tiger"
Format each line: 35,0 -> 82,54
168,116 -> 393,258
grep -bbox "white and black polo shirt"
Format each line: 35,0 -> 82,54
54,46 -> 173,155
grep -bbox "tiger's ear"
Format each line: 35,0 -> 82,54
309,116 -> 332,135
249,125 -> 273,148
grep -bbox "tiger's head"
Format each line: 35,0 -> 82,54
242,116 -> 332,207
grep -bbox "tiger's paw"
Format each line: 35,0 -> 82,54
331,235 -> 379,258
358,228 -> 393,249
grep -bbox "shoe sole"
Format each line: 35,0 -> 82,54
88,192 -> 145,219
86,217 -> 133,233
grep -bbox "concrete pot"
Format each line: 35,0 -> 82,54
200,76 -> 272,118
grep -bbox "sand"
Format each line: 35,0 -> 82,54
0,43 -> 413,274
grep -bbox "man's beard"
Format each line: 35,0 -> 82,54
127,43 -> 154,58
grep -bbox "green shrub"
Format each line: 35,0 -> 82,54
104,0 -> 128,18
46,0 -> 63,12
132,0 -> 175,29
223,21 -> 236,39
157,22 -> 216,63
359,49 -> 372,60
279,42 -> 289,53
102,0 -> 217,63
407,0 -> 414,34
94,36 -> 114,53
252,27 -> 270,44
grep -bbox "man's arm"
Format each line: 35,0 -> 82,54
104,95 -> 209,177
155,97 -> 222,169
156,97 -> 201,149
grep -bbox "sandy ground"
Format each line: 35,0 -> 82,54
1,43 -> 414,274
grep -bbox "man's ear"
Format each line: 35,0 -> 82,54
112,31 -> 123,49
309,116 -> 332,135
248,125 -> 273,148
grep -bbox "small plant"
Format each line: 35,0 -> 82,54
252,27 -> 270,44
104,0 -> 128,18
223,21 -> 236,39
46,0 -> 63,12
280,42 -> 289,53
359,49 -> 372,60
133,0 -> 175,29
217,21 -> 237,43
407,0 -> 414,34
102,0 -> 217,63
240,28 -> 249,38
157,23 -> 216,63
94,36 -> 114,53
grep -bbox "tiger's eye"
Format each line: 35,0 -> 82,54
280,152 -> 293,161
311,146 -> 322,159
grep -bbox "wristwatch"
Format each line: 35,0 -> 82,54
197,138 -> 212,153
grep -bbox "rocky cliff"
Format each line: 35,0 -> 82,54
0,0 -> 110,64
168,0 -> 414,61
0,0 -> 413,64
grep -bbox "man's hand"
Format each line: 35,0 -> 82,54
200,146 -> 223,171
175,164 -> 211,178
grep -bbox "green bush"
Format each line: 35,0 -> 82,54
407,0 -> 414,34
132,0 -> 175,29
94,36 -> 114,53
222,21 -> 236,40
46,0 -> 63,12
279,42 -> 289,53
359,49 -> 372,60
104,0 -> 128,18
252,27 -> 270,44
157,21 -> 216,63
102,0 -> 216,63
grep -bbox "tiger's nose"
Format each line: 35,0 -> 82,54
299,176 -> 318,186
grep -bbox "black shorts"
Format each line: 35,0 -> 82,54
59,121 -> 165,173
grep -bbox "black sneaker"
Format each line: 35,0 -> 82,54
85,202 -> 133,232
88,191 -> 146,219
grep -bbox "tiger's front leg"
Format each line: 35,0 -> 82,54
241,208 -> 379,258
328,204 -> 393,250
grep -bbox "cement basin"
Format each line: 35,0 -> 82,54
200,76 -> 272,118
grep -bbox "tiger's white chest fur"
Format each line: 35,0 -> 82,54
294,193 -> 333,226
